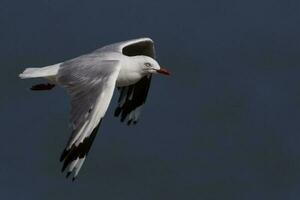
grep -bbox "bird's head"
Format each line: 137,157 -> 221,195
140,56 -> 170,76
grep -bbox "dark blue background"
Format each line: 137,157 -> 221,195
2,0 -> 300,199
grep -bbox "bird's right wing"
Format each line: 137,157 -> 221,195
56,54 -> 121,180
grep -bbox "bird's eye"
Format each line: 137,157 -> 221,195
145,62 -> 152,67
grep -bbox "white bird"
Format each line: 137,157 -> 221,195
19,37 -> 170,181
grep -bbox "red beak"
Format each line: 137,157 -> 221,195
156,67 -> 170,75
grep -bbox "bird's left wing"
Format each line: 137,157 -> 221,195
56,54 -> 121,180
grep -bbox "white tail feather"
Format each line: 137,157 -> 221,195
19,63 -> 61,79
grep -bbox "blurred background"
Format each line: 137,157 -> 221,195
1,0 -> 300,199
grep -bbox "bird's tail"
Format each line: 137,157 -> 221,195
19,63 -> 61,91
19,63 -> 60,79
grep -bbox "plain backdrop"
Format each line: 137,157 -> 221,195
1,0 -> 300,199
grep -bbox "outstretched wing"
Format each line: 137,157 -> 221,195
112,38 -> 156,125
57,54 -> 120,180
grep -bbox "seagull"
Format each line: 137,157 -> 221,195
19,37 -> 170,181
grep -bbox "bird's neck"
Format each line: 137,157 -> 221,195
116,56 -> 145,87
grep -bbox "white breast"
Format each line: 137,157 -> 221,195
116,69 -> 143,87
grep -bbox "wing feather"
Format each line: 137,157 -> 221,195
114,75 -> 152,125
57,54 -> 120,180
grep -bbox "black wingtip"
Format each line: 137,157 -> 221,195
121,112 -> 127,122
66,172 -> 71,178
127,119 -> 133,126
114,107 -> 121,117
60,120 -> 103,180
72,177 -> 76,182
60,149 -> 69,162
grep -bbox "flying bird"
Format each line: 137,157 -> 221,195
19,38 -> 170,181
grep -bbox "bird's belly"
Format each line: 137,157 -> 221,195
116,71 -> 143,87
